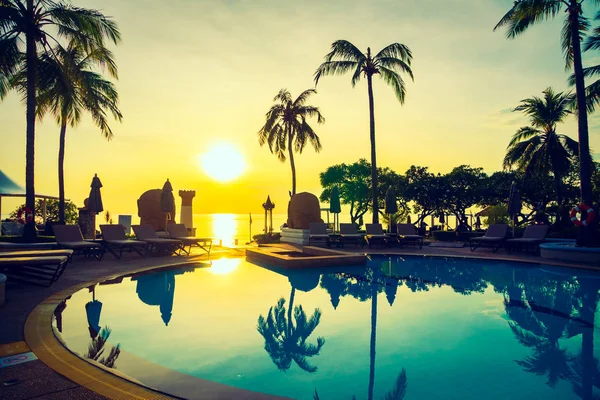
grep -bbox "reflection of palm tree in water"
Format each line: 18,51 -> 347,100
257,269 -> 325,373
257,293 -> 325,372
315,266 -> 407,400
505,280 -> 577,387
86,326 -> 121,369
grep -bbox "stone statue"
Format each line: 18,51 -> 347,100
137,189 -> 174,231
286,192 -> 323,229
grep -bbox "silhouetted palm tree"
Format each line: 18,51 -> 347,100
495,0 -> 594,208
257,297 -> 325,373
503,88 -> 578,218
0,0 -> 120,240
258,89 -> 324,195
12,42 -> 122,223
86,326 -> 121,369
314,40 -> 413,223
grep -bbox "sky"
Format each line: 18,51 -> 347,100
1,0 -> 600,217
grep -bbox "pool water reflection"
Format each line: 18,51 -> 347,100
54,256 -> 600,400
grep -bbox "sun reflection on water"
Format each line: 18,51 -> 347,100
209,258 -> 241,275
211,213 -> 237,247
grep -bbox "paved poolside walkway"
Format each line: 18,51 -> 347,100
0,242 -> 596,399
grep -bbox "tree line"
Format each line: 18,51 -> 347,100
319,159 -> 600,230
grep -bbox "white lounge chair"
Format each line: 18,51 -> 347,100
339,223 -> 364,247
167,224 -> 212,256
53,225 -> 104,260
308,223 -> 331,247
132,224 -> 182,256
469,224 -> 509,253
396,223 -> 424,249
100,224 -> 148,259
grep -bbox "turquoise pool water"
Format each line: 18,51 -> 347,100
54,256 -> 600,400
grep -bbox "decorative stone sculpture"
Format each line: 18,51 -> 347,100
179,190 -> 195,234
286,192 -> 323,229
138,189 -> 174,231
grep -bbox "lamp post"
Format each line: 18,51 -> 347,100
262,196 -> 275,233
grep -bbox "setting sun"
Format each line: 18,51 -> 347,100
198,143 -> 246,183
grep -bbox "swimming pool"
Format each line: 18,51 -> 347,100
53,256 -> 600,400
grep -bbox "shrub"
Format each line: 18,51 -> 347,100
484,205 -> 509,226
253,232 -> 281,244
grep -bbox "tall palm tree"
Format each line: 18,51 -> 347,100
36,43 -> 121,223
258,89 -> 324,196
314,40 -> 414,223
0,0 -> 120,240
494,0 -> 594,213
257,297 -> 325,373
503,88 -> 579,221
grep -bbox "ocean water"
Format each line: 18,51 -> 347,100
189,213 -> 288,246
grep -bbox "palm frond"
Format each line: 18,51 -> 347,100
376,56 -> 414,81
323,40 -> 364,63
561,15 -> 589,70
375,43 -> 412,64
378,66 -> 407,103
383,369 -> 408,400
314,60 -> 359,86
293,89 -> 316,107
494,0 -> 563,39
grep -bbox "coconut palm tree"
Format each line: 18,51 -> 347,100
0,0 -> 120,240
38,43 -> 120,223
494,0 -> 594,215
503,88 -> 579,222
257,297 -> 325,373
314,40 -> 414,223
257,89 -> 324,196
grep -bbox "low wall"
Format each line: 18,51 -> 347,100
281,228 -> 310,246
540,242 -> 600,265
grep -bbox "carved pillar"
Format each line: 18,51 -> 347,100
179,190 -> 196,235
78,208 -> 96,239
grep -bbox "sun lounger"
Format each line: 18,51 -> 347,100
339,223 -> 364,247
53,225 -> 104,260
167,224 -> 212,256
100,224 -> 148,259
396,223 -> 424,249
365,223 -> 389,247
132,224 -> 182,256
0,256 -> 69,287
469,224 -> 509,253
308,223 -> 331,247
505,224 -> 549,253
0,249 -> 74,261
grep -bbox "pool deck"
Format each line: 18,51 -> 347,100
0,242 -> 597,399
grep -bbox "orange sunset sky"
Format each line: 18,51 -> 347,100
1,0 -> 599,217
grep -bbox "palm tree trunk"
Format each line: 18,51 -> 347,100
570,5 -> 593,203
287,287 -> 296,337
288,129 -> 297,196
367,70 -> 378,224
23,0 -> 37,242
570,4 -> 595,246
553,173 -> 562,225
58,123 -> 67,224
367,273 -> 378,400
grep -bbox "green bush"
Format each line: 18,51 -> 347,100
484,205 -> 509,226
253,232 -> 281,244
